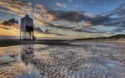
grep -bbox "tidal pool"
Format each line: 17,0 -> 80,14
0,42 -> 125,78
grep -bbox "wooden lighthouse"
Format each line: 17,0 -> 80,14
20,15 -> 35,40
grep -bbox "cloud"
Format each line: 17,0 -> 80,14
69,0 -> 72,3
0,0 -> 91,25
48,10 -> 88,22
0,0 -> 124,35
0,9 -> 16,14
0,0 -> 54,25
0,0 -> 32,16
84,12 -> 95,17
56,3 -> 67,8
0,0 -> 119,38
99,2 -> 125,33
34,5 -> 91,22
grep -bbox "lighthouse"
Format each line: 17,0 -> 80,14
20,15 -> 35,40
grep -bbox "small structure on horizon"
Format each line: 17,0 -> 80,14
20,15 -> 35,40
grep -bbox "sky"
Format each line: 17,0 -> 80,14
20,0 -> 123,14
0,0 -> 125,38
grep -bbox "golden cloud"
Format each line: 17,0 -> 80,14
0,0 -> 32,17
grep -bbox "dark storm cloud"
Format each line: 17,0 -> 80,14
105,2 -> 125,33
47,10 -> 88,22
48,8 -> 120,24
90,18 -> 120,26
40,11 -> 120,32
37,0 -> 125,27
45,9 -> 120,27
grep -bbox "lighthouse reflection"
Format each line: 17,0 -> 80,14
20,44 -> 82,78
21,44 -> 34,65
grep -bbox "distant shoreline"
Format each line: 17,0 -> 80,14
0,39 -> 125,47
0,39 -> 74,47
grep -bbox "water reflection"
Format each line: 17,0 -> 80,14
20,44 -> 85,78
0,42 -> 125,78
0,45 -> 39,78
21,44 -> 34,65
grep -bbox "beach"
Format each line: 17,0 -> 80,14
0,41 -> 125,78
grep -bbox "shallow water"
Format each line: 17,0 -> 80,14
0,42 -> 125,78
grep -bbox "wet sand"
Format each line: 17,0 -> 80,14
0,41 -> 125,78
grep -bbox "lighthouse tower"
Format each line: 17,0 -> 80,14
20,15 -> 35,40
